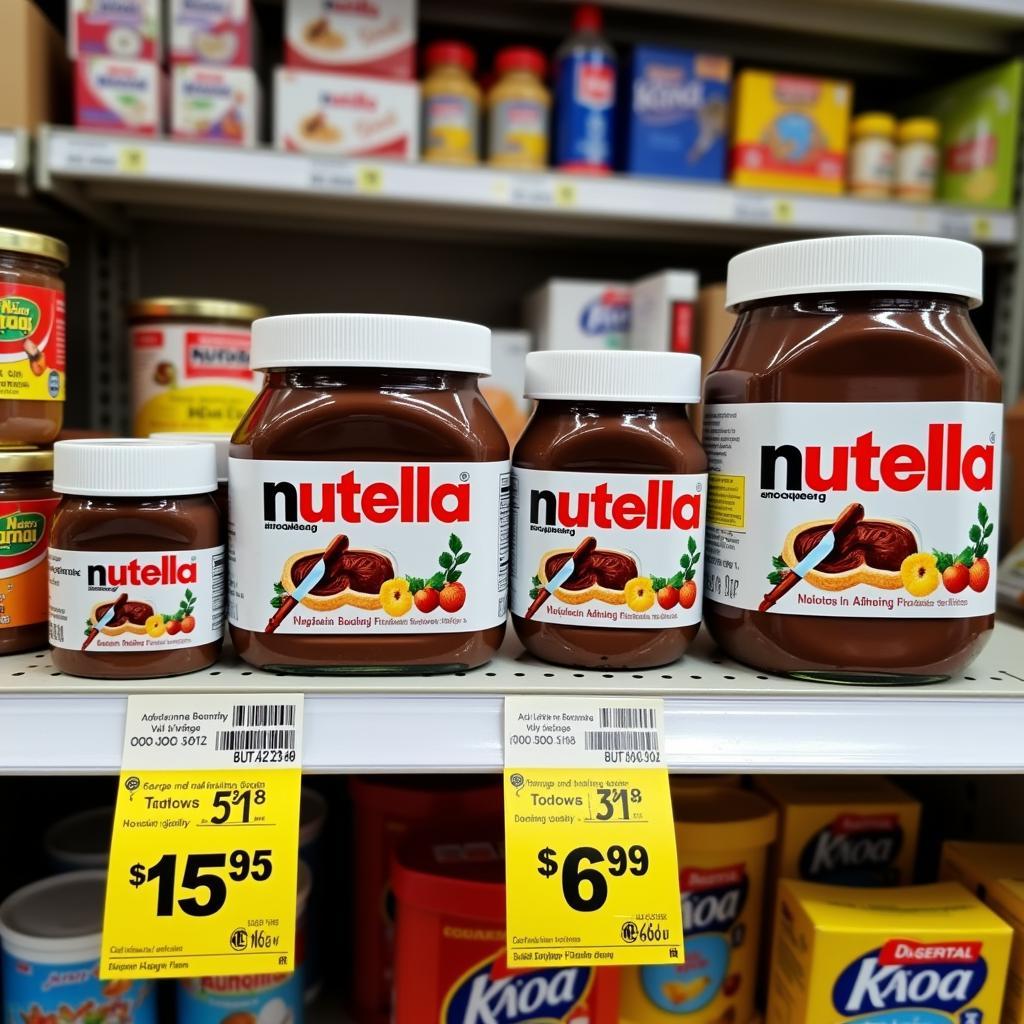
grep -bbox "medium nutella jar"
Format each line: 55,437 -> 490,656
703,235 -> 1001,683
49,439 -> 224,679
0,228 -> 68,446
511,351 -> 707,668
228,314 -> 510,673
0,448 -> 57,654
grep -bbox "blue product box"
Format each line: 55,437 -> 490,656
619,45 -> 732,181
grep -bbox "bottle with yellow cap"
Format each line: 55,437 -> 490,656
849,111 -> 896,198
897,117 -> 940,202
620,786 -> 777,1024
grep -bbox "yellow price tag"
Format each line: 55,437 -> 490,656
554,182 -> 577,207
772,199 -> 794,224
973,216 -> 992,240
504,697 -> 682,967
118,146 -> 147,175
357,165 -> 384,193
101,694 -> 303,979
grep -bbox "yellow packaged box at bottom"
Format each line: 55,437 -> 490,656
620,786 -> 777,1024
940,839 -> 1024,899
767,880 -> 1012,1024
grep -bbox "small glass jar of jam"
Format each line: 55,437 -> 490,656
49,439 -> 223,679
0,228 -> 68,446
510,350 -> 708,669
0,448 -> 57,654
703,235 -> 1001,683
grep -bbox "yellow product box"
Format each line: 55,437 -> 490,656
767,880 -> 1013,1024
985,879 -> 1024,1022
620,786 -> 777,1024
731,69 -> 852,195
940,840 -> 1024,899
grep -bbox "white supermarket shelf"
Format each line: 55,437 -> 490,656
0,621 -> 1022,775
35,127 -> 1017,248
0,131 -> 30,197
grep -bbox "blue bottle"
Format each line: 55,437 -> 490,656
554,4 -> 617,173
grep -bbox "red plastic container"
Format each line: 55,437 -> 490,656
391,823 -> 619,1024
349,777 -> 501,1024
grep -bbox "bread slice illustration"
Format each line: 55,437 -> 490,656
89,600 -> 152,635
538,546 -> 638,606
282,545 -> 395,611
781,516 -> 920,592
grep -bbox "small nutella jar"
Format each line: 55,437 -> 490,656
49,439 -> 224,679
704,235 -> 1001,683
228,314 -> 510,673
510,351 -> 707,669
0,448 -> 57,654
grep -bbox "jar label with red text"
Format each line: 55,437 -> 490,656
228,458 -> 510,634
0,283 -> 65,402
48,546 -> 225,650
0,497 -> 58,629
703,402 -> 1002,617
510,468 -> 707,628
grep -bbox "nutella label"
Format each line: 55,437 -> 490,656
510,468 -> 707,628
228,458 -> 510,634
48,546 -> 225,650
703,402 -> 1001,618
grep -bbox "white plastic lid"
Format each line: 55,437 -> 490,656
725,235 -> 984,310
0,871 -> 106,963
150,432 -> 230,482
54,439 -> 218,497
44,807 -> 113,870
250,313 -> 491,374
524,350 -> 702,403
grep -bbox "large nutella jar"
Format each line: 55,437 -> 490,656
511,351 -> 707,668
49,439 -> 224,679
228,314 -> 510,673
703,235 -> 1001,683
0,228 -> 67,445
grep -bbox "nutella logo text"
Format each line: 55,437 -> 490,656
264,467 -> 470,525
760,423 -> 995,494
87,555 -> 198,588
529,479 -> 700,531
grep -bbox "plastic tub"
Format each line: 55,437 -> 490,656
44,806 -> 114,870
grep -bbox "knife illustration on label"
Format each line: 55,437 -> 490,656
759,503 -> 865,612
266,533 -> 349,633
82,592 -> 127,650
524,535 -> 597,620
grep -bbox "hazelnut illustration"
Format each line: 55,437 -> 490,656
656,585 -> 679,610
942,563 -> 970,594
414,587 -> 440,613
678,580 -> 698,610
969,557 -> 991,593
439,581 -> 466,613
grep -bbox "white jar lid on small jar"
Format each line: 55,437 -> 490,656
524,350 -> 702,404
53,438 -> 218,496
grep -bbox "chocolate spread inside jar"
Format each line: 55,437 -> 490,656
703,235 -> 1001,683
49,439 -> 224,679
228,314 -> 509,673
511,351 -> 707,669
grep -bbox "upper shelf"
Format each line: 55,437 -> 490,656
2,620 -> 1022,775
36,127 -> 1017,249
0,130 -> 29,198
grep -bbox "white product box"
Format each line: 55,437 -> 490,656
284,0 -> 416,79
482,330 -> 531,442
68,0 -> 161,60
523,279 -> 632,351
74,57 -> 162,135
630,270 -> 700,353
172,65 -> 260,146
169,0 -> 255,66
274,68 -> 419,158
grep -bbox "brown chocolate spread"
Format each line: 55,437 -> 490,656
544,549 -> 638,591
794,520 -> 917,574
95,599 -> 155,627
704,292 -> 1000,681
291,548 -> 394,595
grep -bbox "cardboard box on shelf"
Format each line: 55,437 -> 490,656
0,0 -> 69,131
731,69 -> 852,195
172,65 -> 260,146
285,0 -> 416,79
523,279 -> 631,351
68,0 -> 160,61
630,270 -> 699,353
274,68 -> 419,158
74,57 -> 163,136
169,0 -> 255,67
482,331 -> 531,444
939,840 -> 1024,899
618,46 -> 732,181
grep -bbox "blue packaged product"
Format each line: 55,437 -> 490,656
619,46 -> 732,181
0,871 -> 156,1024
554,4 -> 617,172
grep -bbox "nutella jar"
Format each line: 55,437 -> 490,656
228,314 -> 510,673
704,235 -> 1001,683
49,439 -> 224,679
0,448 -> 57,654
129,297 -> 266,437
511,351 -> 707,668
0,228 -> 68,446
